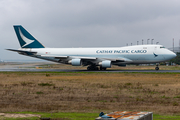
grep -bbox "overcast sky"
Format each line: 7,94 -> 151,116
1,0 -> 180,61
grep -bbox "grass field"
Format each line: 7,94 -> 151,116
0,71 -> 180,119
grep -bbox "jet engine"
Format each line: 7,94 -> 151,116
99,60 -> 111,68
68,59 -> 82,66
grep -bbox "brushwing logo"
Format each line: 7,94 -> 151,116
153,53 -> 158,57
19,28 -> 34,47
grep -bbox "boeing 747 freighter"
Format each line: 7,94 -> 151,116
7,25 -> 176,70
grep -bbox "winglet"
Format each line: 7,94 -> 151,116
13,25 -> 45,48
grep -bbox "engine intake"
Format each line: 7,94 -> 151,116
99,60 -> 111,68
69,59 -> 82,66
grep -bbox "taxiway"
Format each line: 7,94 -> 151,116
0,68 -> 180,73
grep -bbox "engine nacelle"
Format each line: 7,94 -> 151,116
69,59 -> 82,66
99,60 -> 111,68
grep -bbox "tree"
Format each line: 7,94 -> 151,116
169,52 -> 180,65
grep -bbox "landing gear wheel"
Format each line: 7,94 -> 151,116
155,66 -> 159,70
87,66 -> 91,71
155,63 -> 159,70
100,66 -> 107,70
103,68 -> 107,70
95,67 -> 99,70
87,65 -> 99,71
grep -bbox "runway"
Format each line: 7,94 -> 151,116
0,68 -> 180,73
0,62 -> 179,72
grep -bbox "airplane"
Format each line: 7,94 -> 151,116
7,25 -> 176,71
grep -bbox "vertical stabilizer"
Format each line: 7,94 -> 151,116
13,25 -> 45,48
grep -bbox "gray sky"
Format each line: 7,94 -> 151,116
1,0 -> 180,61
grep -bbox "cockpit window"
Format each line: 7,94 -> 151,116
160,46 -> 165,48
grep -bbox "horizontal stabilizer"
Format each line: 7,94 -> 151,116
6,49 -> 37,53
6,49 -> 37,56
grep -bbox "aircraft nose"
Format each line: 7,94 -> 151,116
166,52 -> 176,60
172,52 -> 177,58
163,50 -> 176,60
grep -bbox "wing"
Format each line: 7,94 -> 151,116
40,55 -> 132,62
7,49 -> 132,66
40,55 -> 97,60
40,55 -> 132,64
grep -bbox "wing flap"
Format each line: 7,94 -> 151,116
104,57 -> 132,62
40,55 -> 68,59
75,56 -> 96,60
40,55 -> 97,60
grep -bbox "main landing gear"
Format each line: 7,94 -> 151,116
87,65 -> 99,71
155,63 -> 159,70
100,66 -> 106,70
87,65 -> 106,71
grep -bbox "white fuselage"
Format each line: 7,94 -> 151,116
20,44 -> 176,65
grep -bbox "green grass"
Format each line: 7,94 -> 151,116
4,112 -> 97,120
2,112 -> 180,120
154,114 -> 180,120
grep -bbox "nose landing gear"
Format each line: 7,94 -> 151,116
155,63 -> 159,70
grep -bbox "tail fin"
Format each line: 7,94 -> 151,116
13,25 -> 45,48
